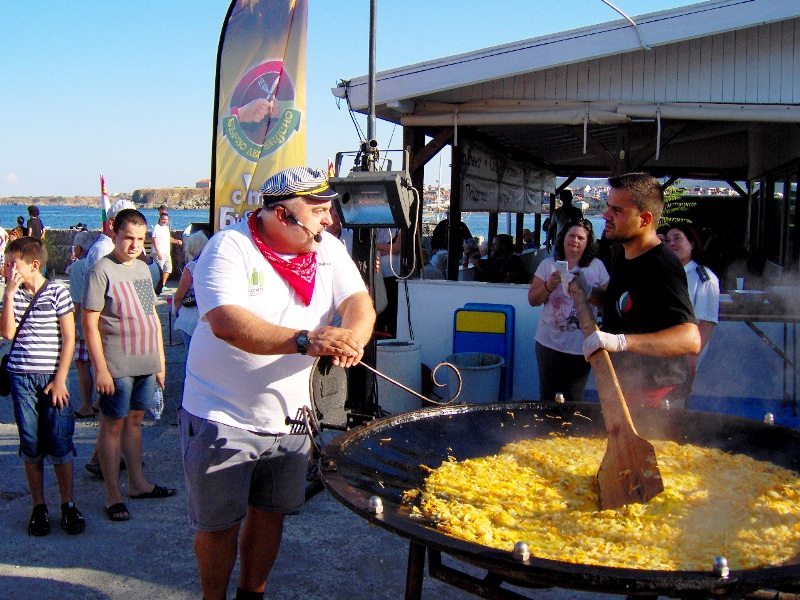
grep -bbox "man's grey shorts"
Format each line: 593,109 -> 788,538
178,408 -> 312,531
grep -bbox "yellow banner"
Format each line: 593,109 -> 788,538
212,0 -> 307,231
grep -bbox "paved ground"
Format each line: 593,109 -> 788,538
0,281 -> 615,600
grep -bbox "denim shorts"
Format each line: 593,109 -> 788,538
179,408 -> 312,531
99,374 -> 157,419
11,372 -> 76,464
73,339 -> 89,362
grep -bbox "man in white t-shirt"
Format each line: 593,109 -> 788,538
85,199 -> 136,271
150,212 -> 181,290
69,230 -> 97,419
180,166 -> 375,600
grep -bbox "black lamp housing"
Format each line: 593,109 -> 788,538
329,170 -> 415,229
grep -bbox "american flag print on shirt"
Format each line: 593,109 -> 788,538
110,278 -> 159,356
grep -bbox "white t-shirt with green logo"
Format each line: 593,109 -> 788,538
183,219 -> 367,434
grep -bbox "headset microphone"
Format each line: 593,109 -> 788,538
282,208 -> 323,243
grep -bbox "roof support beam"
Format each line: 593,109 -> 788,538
630,122 -> 687,172
617,125 -> 631,175
569,125 -> 617,173
410,128 -> 454,173
403,126 -> 426,279
447,137 -> 464,281
725,179 -> 748,198
662,175 -> 681,189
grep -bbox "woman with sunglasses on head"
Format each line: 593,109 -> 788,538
528,219 -> 609,402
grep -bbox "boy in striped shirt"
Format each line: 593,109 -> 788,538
1,236 -> 85,536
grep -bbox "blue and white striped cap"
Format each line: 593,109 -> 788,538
259,166 -> 337,205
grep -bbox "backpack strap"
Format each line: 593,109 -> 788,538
6,280 -> 53,359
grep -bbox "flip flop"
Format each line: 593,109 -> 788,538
105,502 -> 130,522
85,459 -> 131,478
73,410 -> 95,419
84,463 -> 102,476
130,484 -> 176,500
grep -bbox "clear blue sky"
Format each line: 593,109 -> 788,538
0,0 -> 690,197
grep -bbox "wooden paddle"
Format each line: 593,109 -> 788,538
569,278 -> 664,510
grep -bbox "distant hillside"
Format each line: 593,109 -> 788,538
130,188 -> 209,209
0,187 -> 210,209
566,177 -> 734,189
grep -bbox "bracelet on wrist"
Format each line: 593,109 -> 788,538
543,281 -> 552,293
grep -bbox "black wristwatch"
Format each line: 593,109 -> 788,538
295,330 -> 310,355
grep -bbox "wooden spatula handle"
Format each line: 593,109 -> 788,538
569,279 -> 638,435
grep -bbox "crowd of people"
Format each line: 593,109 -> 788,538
418,177 -> 721,410
0,167 -> 727,599
0,206 -> 48,275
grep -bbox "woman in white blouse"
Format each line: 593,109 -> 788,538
665,223 -> 720,406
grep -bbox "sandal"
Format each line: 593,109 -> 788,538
85,459 -> 131,478
105,502 -> 130,522
84,463 -> 103,477
60,502 -> 86,535
27,504 -> 50,537
130,484 -> 176,499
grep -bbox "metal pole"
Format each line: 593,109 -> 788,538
347,0 -> 380,423
367,0 -> 377,145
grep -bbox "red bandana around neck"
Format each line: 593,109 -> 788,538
248,209 -> 317,306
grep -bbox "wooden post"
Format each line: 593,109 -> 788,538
447,139 -> 463,281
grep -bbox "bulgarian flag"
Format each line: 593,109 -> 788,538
100,174 -> 111,230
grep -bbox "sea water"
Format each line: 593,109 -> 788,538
0,204 -> 604,242
458,213 -> 605,243
0,205 -> 210,232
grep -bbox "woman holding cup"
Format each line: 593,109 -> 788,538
528,219 -> 609,402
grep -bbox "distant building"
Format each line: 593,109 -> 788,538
196,179 -> 210,189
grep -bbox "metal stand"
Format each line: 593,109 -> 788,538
404,543 -> 548,600
720,307 -> 799,416
160,298 -> 180,346
345,228 -> 379,422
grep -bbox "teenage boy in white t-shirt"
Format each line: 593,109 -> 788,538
151,212 -> 182,291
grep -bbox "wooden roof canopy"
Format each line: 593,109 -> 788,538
334,0 -> 800,184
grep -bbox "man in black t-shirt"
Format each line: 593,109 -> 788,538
581,173 -> 700,408
26,205 -> 44,240
545,189 -> 583,252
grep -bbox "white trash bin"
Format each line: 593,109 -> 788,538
376,340 -> 422,414
444,352 -> 505,404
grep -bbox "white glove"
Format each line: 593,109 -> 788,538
566,267 -> 594,298
582,331 -> 627,360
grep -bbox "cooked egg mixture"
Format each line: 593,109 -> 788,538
406,436 -> 800,571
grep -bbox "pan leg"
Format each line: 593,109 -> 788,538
405,541 -> 426,600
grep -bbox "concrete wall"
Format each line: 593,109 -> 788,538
43,229 -> 186,277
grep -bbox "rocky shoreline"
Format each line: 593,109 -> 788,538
0,187 -> 210,210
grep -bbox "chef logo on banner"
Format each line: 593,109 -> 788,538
223,61 -> 301,162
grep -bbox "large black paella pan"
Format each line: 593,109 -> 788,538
320,401 -> 800,598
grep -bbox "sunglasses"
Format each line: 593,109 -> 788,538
566,218 -> 593,232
